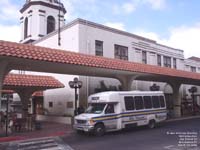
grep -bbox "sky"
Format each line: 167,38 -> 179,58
0,0 -> 200,58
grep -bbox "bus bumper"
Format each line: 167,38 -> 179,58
73,124 -> 94,132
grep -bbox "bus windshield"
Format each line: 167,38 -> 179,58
85,103 -> 106,114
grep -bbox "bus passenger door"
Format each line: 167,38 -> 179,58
104,104 -> 118,131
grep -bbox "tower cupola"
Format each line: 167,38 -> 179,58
20,0 -> 66,44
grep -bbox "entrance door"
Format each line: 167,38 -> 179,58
104,104 -> 118,131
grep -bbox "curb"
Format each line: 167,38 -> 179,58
166,115 -> 200,123
0,131 -> 73,144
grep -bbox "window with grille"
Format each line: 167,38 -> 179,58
157,54 -> 161,66
114,44 -> 128,60
163,56 -> 171,68
173,58 -> 177,69
142,51 -> 147,64
95,40 -> 103,56
191,66 -> 196,72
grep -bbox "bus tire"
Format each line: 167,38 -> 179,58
94,123 -> 105,136
148,120 -> 156,129
76,130 -> 84,135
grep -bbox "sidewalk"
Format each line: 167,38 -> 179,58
0,121 -> 73,143
166,114 -> 200,122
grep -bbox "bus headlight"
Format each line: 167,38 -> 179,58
88,119 -> 95,125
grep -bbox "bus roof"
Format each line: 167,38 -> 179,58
88,91 -> 164,103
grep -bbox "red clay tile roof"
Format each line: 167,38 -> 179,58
1,40 -> 200,81
3,74 -> 64,89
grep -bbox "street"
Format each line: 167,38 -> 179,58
1,118 -> 200,150
62,118 -> 200,150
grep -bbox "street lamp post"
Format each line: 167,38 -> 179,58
188,86 -> 197,115
68,77 -> 82,116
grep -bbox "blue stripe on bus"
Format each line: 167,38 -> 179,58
93,109 -> 167,122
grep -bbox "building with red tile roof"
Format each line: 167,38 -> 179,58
0,73 -> 64,115
0,0 -> 199,118
0,39 -> 200,117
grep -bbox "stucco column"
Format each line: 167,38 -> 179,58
170,82 -> 182,118
0,76 -> 3,111
117,76 -> 136,91
16,89 -> 35,118
0,61 -> 10,110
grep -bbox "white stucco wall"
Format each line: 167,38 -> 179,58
27,19 -> 196,116
32,24 -> 80,116
34,24 -> 79,52
77,21 -> 185,97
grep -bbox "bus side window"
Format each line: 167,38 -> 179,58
105,104 -> 115,114
124,96 -> 135,110
152,96 -> 160,108
134,96 -> 144,110
143,96 -> 152,109
160,96 -> 165,107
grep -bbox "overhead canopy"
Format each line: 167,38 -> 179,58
0,90 -> 43,97
0,40 -> 200,85
3,73 -> 64,90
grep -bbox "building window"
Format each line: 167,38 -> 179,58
163,56 -> 171,68
24,17 -> 28,39
66,101 -> 73,108
47,16 -> 55,34
157,55 -> 161,66
142,51 -> 147,64
191,66 -> 196,72
173,58 -> 177,69
114,44 -> 128,60
49,102 -> 53,108
95,40 -> 103,56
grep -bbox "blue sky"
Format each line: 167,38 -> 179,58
1,0 -> 200,58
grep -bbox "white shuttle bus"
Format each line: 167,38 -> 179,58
74,91 -> 167,136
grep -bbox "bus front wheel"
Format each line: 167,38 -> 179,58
148,120 -> 156,129
94,124 -> 105,136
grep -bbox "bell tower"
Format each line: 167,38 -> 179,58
20,0 -> 66,44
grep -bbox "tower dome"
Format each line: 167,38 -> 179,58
20,0 -> 66,44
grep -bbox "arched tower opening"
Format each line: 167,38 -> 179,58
47,16 -> 56,34
24,17 -> 28,39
